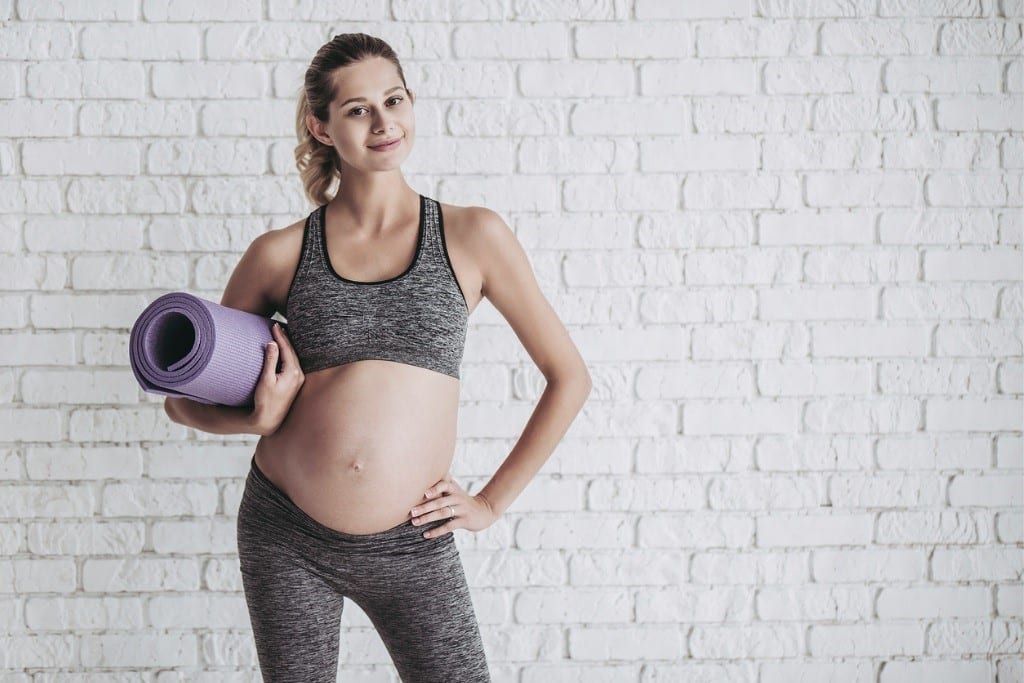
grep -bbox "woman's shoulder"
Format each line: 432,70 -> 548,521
241,212 -> 311,315
436,200 -> 508,249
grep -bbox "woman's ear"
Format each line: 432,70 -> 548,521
306,113 -> 332,146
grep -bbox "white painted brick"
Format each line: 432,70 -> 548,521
882,0 -> 993,17
933,546 -> 1024,580
0,294 -> 26,327
0,409 -> 62,440
589,476 -> 705,510
813,548 -> 926,582
23,139 -> 141,176
639,513 -> 754,548
576,23 -> 692,59
517,514 -> 633,549
81,558 -> 199,592
693,322 -> 810,360
25,215 -> 144,252
926,397 -> 1022,431
79,632 -> 197,667
0,334 -> 74,365
939,20 -> 1024,53
759,0 -> 875,17
759,585 -> 873,620
684,172 -> 802,208
885,132 -> 1001,169
813,323 -> 930,357
26,446 -> 142,480
101,481 -> 218,517
0,254 -> 65,289
828,473 -> 945,507
684,400 -> 799,436
80,25 -> 200,60
758,512 -> 873,547
151,518 -> 237,555
149,594 -> 248,628
709,474 -> 824,509
25,595 -> 144,630
927,172 -> 1021,206
697,19 -> 816,56
12,558 -> 76,593
644,134 -> 758,171
514,588 -> 630,623
926,618 -> 1022,654
0,24 -> 75,59
813,94 -> 922,131
810,623 -> 924,656
695,96 -> 808,132
569,549 -> 686,586
764,132 -> 881,169
571,99 -> 689,135
642,59 -> 756,95
202,557 -> 243,592
949,474 -> 1023,505
936,95 -> 1024,130
821,19 -> 937,55
637,585 -> 751,622
454,23 -> 568,59
690,624 -> 803,657
19,1 -> 135,21
880,660 -> 994,683
26,61 -> 144,99
68,407 -> 185,444
70,253 -> 190,290
878,585 -> 991,617
886,57 -> 1002,93
763,660 -> 876,683
760,287 -> 873,320
877,510 -> 994,544
766,58 -> 881,94
0,635 -> 75,668
880,208 -> 999,244
638,0 -> 750,19
757,435 -> 873,471
30,292 -> 150,329
0,483 -> 94,518
28,521 -> 143,555
568,625 -> 684,660
880,361 -> 994,404
23,370 -> 139,404
996,583 -> 1022,616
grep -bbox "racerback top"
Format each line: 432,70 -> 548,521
284,194 -> 469,379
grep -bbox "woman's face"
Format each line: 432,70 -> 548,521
307,56 -> 415,174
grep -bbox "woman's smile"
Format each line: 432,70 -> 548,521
369,136 -> 403,151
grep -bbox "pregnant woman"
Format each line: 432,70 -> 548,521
164,33 -> 591,683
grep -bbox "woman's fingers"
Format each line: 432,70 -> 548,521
271,324 -> 301,373
262,338 -> 279,378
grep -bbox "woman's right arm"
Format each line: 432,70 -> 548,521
161,228 -> 304,436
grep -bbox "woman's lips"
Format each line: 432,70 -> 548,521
369,137 -> 402,151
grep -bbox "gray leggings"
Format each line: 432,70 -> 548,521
236,455 -> 491,683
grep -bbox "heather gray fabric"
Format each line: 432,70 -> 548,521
236,455 -> 491,682
285,194 -> 469,379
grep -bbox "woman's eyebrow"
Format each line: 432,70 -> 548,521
339,86 -> 405,107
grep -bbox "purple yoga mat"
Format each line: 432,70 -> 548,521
129,292 -> 279,407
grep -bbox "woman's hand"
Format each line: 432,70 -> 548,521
410,472 -> 498,538
252,322 -> 305,436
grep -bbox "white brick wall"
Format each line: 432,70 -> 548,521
1,0 -> 1022,681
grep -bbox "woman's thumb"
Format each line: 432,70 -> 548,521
264,341 -> 278,373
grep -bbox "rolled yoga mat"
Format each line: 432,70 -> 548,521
129,292 -> 281,407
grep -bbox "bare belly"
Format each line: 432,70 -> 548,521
251,360 -> 460,535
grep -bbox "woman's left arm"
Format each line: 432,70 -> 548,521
412,207 -> 592,537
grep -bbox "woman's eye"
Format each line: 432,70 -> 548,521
348,97 -> 403,116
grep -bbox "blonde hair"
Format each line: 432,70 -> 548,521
294,33 -> 408,207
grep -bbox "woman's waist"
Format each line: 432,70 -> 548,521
250,438 -> 455,535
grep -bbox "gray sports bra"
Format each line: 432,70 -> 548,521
284,194 -> 469,379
